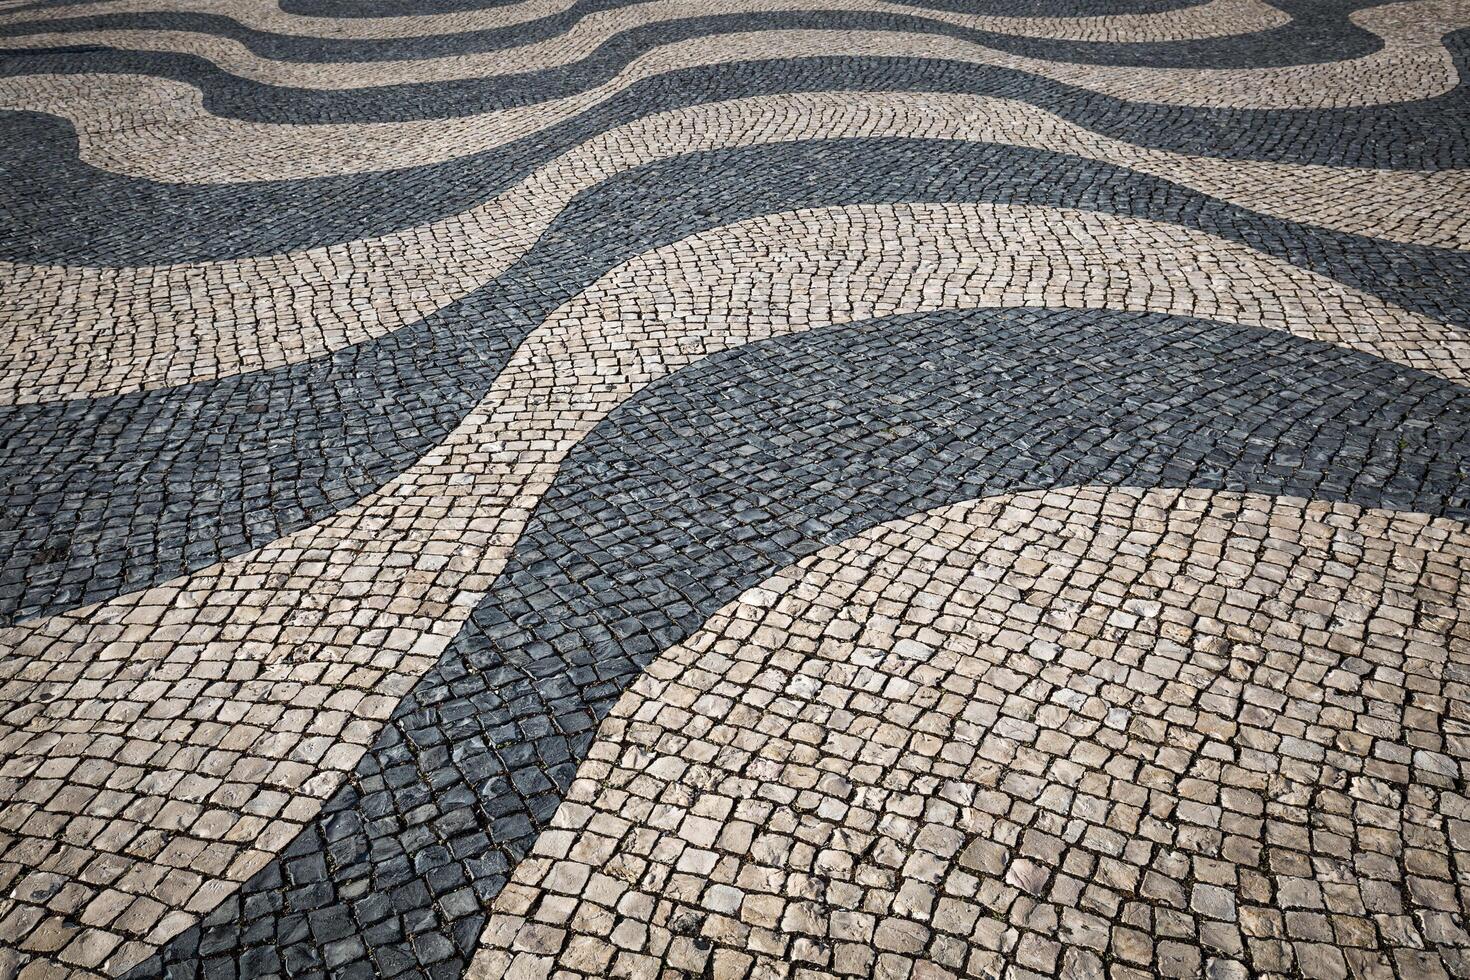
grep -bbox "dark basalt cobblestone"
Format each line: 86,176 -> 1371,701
0,0 -> 674,62
280,0 -> 1213,22
135,308 -> 1470,979
2,4 -> 1469,978
0,0 -> 1388,69
5,41 -> 1470,266
1,8 -> 1461,128
0,0 -> 1217,17
474,487 -> 1470,979
3,138 -> 1467,624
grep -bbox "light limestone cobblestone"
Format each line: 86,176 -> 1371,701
0,0 -> 1279,43
0,0 -> 1291,90
7,91 -> 1468,403
3,1 -> 1465,185
470,488 -> 1470,979
4,199 -> 1468,973
2,0 -> 1468,975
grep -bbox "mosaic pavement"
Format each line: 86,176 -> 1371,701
1,0 -> 1469,978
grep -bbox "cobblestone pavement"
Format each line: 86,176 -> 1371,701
0,1 -> 1468,979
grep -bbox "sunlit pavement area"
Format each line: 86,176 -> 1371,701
2,0 -> 1470,977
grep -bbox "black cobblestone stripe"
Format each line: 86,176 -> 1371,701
134,305 -> 1470,980
0,3 -> 1429,125
3,137 -> 1466,624
283,0 -> 1212,22
0,0 -> 1386,70
1,0 -> 656,62
3,44 -> 1469,266
0,0 -> 1211,17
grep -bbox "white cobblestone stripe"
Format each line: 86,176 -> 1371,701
0,0 -> 1292,88
0,0 -> 1241,43
0,0 -> 589,39
470,487 -> 1470,979
1,1 -> 1468,976
1,200 -> 1466,973
2,1 -> 1465,185
4,93 -> 1466,404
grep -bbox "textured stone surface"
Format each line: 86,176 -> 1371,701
11,92 -> 1466,405
469,488 -> 1470,979
0,1 -> 1467,978
4,9 -> 1468,188
0,0 -> 1296,89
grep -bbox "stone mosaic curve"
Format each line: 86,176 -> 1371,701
0,0 -> 1294,70
468,487 -> 1470,979
5,198 -> 1469,975
4,3 -> 1467,185
5,136 -> 1468,626
6,92 -> 1468,406
8,54 -> 1470,274
8,49 -> 1470,280
281,0 -> 1200,18
0,0 -> 595,39
128,307 -> 1470,979
4,3 -> 1470,978
0,0 -> 1215,42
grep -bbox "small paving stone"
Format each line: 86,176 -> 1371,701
469,490 -> 1470,978
1,2 -> 1469,979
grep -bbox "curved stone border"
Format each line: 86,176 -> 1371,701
4,5 -> 1465,184
8,53 -> 1469,271
16,304 -> 1466,977
3,183 -> 1465,624
1,5 -> 1468,976
0,0 -> 1215,43
0,0 -> 1290,85
6,92 -> 1468,405
0,0 -> 590,39
470,487 -> 1470,979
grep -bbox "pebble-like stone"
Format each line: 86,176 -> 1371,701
470,491 -> 1470,979
1,2 -> 1468,978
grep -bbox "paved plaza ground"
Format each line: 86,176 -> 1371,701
2,0 -> 1470,977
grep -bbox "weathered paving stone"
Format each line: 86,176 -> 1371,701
11,91 -> 1466,406
0,0 -> 1310,81
4,142 -> 1469,624
120,307 -> 1470,977
1,1 -> 1469,978
467,487 -> 1470,979
5,15 -> 1470,267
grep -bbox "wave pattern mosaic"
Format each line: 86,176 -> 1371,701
0,0 -> 1468,978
